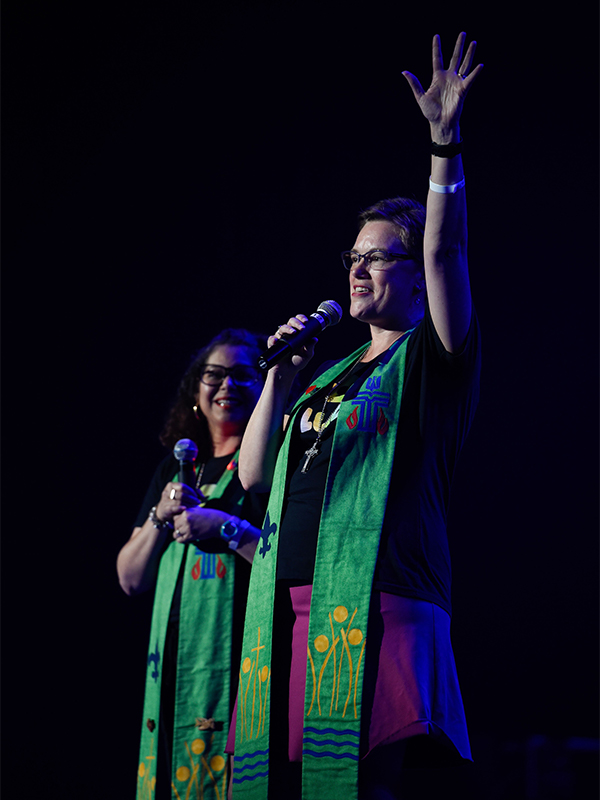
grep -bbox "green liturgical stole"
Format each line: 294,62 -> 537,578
234,335 -> 411,800
137,456 -> 243,800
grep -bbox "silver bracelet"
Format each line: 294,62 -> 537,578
149,505 -> 173,532
429,176 -> 466,194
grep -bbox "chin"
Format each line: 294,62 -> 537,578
349,303 -> 372,323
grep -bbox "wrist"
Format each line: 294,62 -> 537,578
220,515 -> 252,551
430,124 -> 461,147
264,365 -> 297,399
149,506 -> 173,533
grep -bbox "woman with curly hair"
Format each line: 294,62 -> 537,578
118,328 -> 268,800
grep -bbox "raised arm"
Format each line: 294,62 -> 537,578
403,32 -> 483,352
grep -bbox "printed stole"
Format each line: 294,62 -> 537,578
234,335 -> 411,800
137,458 -> 243,800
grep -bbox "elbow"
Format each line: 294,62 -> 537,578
118,577 -> 145,597
116,557 -> 145,597
239,469 -> 271,494
117,567 -> 136,596
424,240 -> 467,267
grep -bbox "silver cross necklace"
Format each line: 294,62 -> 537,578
301,348 -> 370,473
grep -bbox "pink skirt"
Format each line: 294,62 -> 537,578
227,584 -> 471,764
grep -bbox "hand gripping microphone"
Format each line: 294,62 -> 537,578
258,300 -> 343,371
173,438 -> 198,489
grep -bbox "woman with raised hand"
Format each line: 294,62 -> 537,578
232,33 -> 483,799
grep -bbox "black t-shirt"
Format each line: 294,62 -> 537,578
275,304 -> 481,616
277,357 -> 380,581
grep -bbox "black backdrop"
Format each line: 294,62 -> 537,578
4,2 -> 598,798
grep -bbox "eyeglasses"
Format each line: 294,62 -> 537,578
341,249 -> 415,271
199,364 -> 261,387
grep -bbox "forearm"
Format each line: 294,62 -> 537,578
117,518 -> 170,596
426,123 -> 467,256
239,367 -> 294,492
423,122 -> 472,351
229,521 -> 260,564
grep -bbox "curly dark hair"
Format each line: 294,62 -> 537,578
159,328 -> 268,459
358,197 -> 426,264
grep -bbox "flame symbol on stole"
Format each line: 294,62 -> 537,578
216,555 -> 227,578
192,557 -> 201,580
376,407 -> 389,435
346,407 -> 358,429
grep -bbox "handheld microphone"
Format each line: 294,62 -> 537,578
258,300 -> 343,371
173,438 -> 198,489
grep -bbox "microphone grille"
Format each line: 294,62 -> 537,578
317,300 -> 343,326
173,438 -> 199,463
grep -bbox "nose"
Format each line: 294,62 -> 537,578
350,256 -> 370,276
219,373 -> 235,388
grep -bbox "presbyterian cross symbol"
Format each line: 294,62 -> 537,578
347,376 -> 391,432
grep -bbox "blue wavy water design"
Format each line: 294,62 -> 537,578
232,770 -> 270,784
302,726 -> 360,761
234,749 -> 270,763
233,748 -> 270,784
233,759 -> 269,772
303,737 -> 359,749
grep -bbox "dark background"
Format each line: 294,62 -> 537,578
4,2 -> 598,798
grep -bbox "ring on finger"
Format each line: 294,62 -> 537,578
175,529 -> 183,538
170,488 -> 177,500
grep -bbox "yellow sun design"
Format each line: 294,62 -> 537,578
348,628 -> 363,645
210,755 -> 226,772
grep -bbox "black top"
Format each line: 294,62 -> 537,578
277,357 -> 379,581
275,303 -> 481,616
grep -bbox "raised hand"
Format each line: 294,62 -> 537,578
402,32 -> 483,142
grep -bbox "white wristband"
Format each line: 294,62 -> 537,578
429,176 -> 466,194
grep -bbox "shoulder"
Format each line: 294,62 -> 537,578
408,300 -> 480,369
153,452 -> 179,483
133,452 -> 178,527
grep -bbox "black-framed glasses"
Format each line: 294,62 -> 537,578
199,364 -> 261,387
341,249 -> 415,271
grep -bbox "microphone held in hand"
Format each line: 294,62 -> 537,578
258,300 -> 343,371
173,438 -> 198,489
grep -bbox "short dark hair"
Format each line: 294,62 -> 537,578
358,197 -> 426,263
159,328 -> 268,457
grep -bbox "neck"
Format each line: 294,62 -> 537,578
362,326 -> 407,361
209,430 -> 243,458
